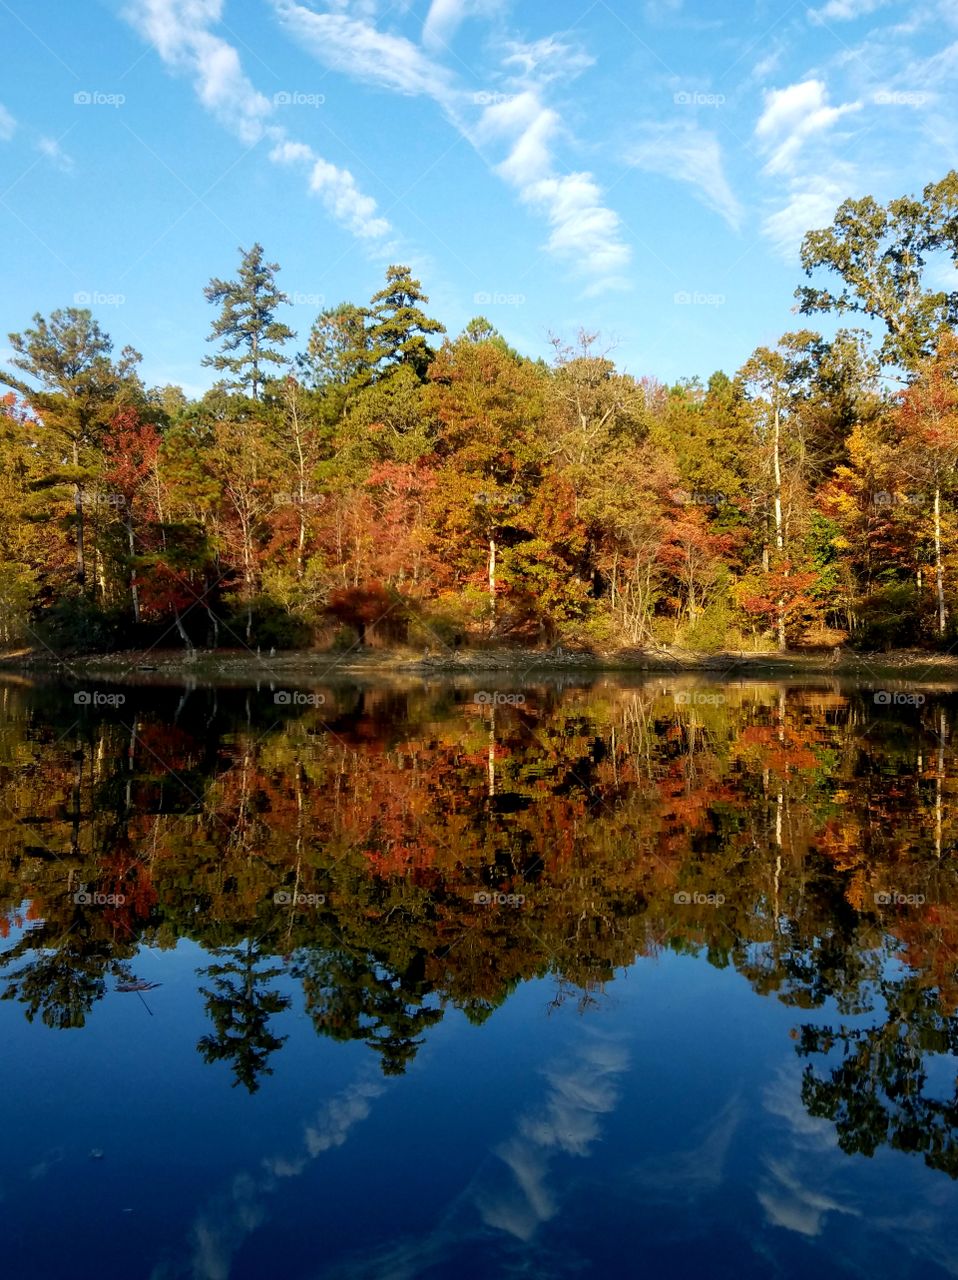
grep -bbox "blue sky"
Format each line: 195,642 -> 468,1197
1,0 -> 956,395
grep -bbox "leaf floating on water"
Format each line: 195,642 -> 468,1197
116,980 -> 162,993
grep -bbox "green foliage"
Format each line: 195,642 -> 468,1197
7,176 -> 958,659
32,593 -> 128,653
222,594 -> 314,650
853,583 -> 928,650
203,243 -> 295,400
679,591 -> 732,653
0,562 -> 38,646
367,265 -> 444,382
796,175 -> 958,369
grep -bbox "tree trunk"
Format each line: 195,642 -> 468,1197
172,603 -> 194,655
126,513 -> 140,624
935,484 -> 946,636
73,442 -> 86,588
773,401 -> 786,651
488,536 -> 496,631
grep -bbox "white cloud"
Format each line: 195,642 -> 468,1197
422,0 -> 501,51
755,79 -> 861,174
485,98 -> 630,283
530,175 -> 630,281
755,81 -> 861,259
761,173 -> 850,259
274,0 -> 632,290
125,0 -> 390,242
627,123 -> 743,230
502,36 -> 595,83
274,0 -> 454,99
808,0 -> 893,23
37,137 -> 73,172
128,0 -> 273,145
494,98 -> 559,185
644,0 -> 683,18
0,103 -> 16,141
270,139 -> 391,239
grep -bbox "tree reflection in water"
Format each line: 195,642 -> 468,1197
1,674 -> 957,1170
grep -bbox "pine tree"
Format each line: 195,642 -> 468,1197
367,265 -> 444,382
203,243 -> 295,401
1,309 -> 141,590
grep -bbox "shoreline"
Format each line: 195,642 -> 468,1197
4,644 -> 958,686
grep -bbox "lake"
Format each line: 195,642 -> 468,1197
1,672 -> 957,1279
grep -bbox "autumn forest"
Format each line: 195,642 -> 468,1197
5,172 -> 958,660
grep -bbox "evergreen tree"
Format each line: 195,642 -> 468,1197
298,302 -> 372,391
203,243 -> 295,401
366,265 -> 444,383
1,309 -> 141,590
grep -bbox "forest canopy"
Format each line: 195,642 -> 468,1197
4,172 -> 958,657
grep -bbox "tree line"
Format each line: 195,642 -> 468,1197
4,171 -> 958,655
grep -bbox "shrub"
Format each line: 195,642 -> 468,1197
223,594 -> 314,649
32,594 -> 128,653
852,583 -> 929,650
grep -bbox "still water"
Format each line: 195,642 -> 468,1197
2,673 -> 958,1279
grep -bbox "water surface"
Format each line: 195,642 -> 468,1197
2,673 -> 957,1278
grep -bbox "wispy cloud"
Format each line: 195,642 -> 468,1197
273,0 -> 454,99
808,0 -> 894,24
501,35 -> 595,83
270,139 -> 390,239
627,122 -> 743,230
755,78 -> 861,175
37,136 -> 73,172
758,1158 -> 859,1236
761,170 -> 852,259
125,0 -> 391,242
272,0 -> 632,290
0,103 -> 16,141
422,0 -> 502,51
